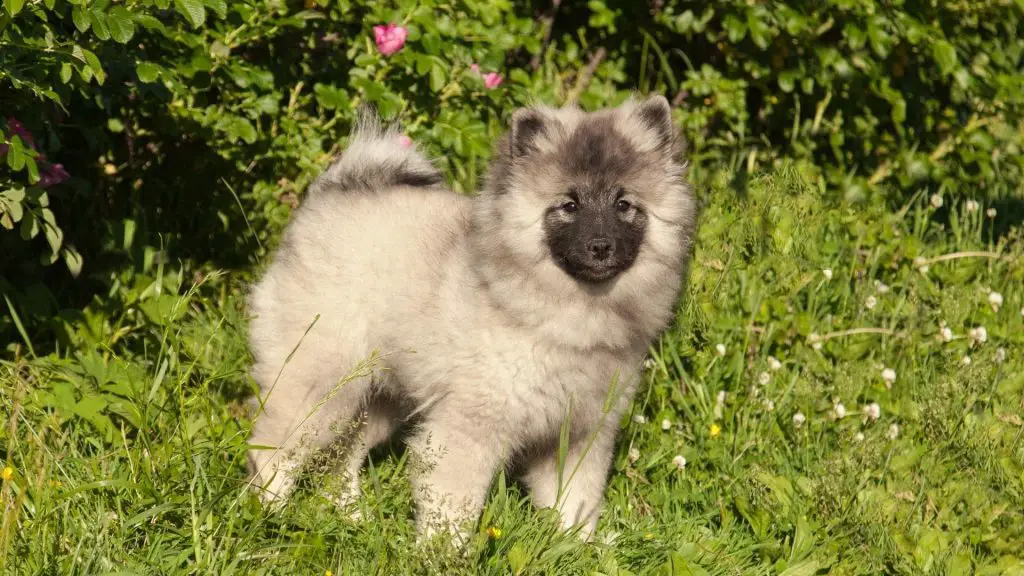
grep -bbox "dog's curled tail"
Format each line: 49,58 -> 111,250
310,107 -> 443,194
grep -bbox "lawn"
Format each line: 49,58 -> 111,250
2,163 -> 1022,575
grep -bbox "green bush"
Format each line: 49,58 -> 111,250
1,0 -> 1022,351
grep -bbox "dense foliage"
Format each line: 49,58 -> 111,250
2,0 -> 1023,350
2,1 -> 1024,573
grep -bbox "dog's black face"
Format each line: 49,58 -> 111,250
540,117 -> 649,284
543,182 -> 648,283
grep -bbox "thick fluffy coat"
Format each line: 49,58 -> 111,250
246,96 -> 697,542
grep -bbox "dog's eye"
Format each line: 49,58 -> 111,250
562,201 -> 579,213
616,199 -> 632,212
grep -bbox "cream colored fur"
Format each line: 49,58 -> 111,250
246,96 -> 697,545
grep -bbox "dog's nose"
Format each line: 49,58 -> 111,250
587,238 -> 614,261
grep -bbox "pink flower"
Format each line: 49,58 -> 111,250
397,134 -> 413,148
38,162 -> 70,188
373,23 -> 408,56
482,72 -> 503,89
468,64 -> 503,90
1,117 -> 36,156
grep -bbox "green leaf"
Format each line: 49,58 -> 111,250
0,186 -> 26,204
421,32 -> 441,55
41,208 -> 64,254
107,7 -> 135,43
3,0 -> 24,16
25,157 -> 39,184
0,188 -> 25,229
313,83 -> 349,110
71,6 -> 92,32
62,246 -> 83,278
90,11 -> 111,41
6,135 -> 26,171
72,45 -> 106,84
60,62 -> 73,83
20,209 -> 38,239
429,61 -> 446,92
779,560 -> 820,576
203,0 -> 226,18
174,0 -> 206,28
778,70 -> 798,93
660,551 -> 710,576
722,14 -> 746,43
136,61 -> 161,83
746,10 -> 770,50
222,117 -> 256,144
138,294 -> 186,326
932,40 -> 958,76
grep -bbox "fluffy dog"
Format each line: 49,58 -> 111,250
246,95 -> 697,542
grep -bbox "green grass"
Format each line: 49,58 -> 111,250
2,163 -> 1023,575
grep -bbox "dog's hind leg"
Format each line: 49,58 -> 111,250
246,356 -> 373,506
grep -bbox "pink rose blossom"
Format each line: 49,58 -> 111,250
38,162 -> 70,188
373,23 -> 408,56
482,72 -> 503,89
1,117 -> 37,156
468,64 -> 503,89
397,134 -> 413,148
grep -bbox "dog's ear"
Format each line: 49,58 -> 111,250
631,95 -> 674,147
509,108 -> 550,158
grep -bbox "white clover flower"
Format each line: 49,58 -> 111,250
767,356 -> 782,371
854,432 -> 865,442
865,295 -> 877,310
808,333 -> 823,351
930,194 -> 944,208
886,423 -> 900,441
986,207 -> 997,218
632,414 -> 647,425
757,371 -> 770,386
715,343 -> 727,357
793,412 -> 806,427
989,291 -> 1003,312
941,326 -> 953,342
661,419 -> 672,431
996,347 -> 1007,363
628,447 -> 641,463
874,280 -> 890,294
671,455 -> 687,470
822,268 -> 833,280
965,200 -> 979,213
863,402 -> 881,421
882,368 -> 897,388
832,402 -> 847,420
969,326 -> 988,345
763,398 -> 775,412
961,355 -> 972,366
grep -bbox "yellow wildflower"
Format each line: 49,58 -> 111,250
1,466 -> 12,481
487,526 -> 502,539
325,570 -> 333,576
709,424 -> 721,438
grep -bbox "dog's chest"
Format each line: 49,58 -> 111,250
481,336 -> 635,445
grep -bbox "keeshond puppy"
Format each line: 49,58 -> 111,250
246,95 -> 697,543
